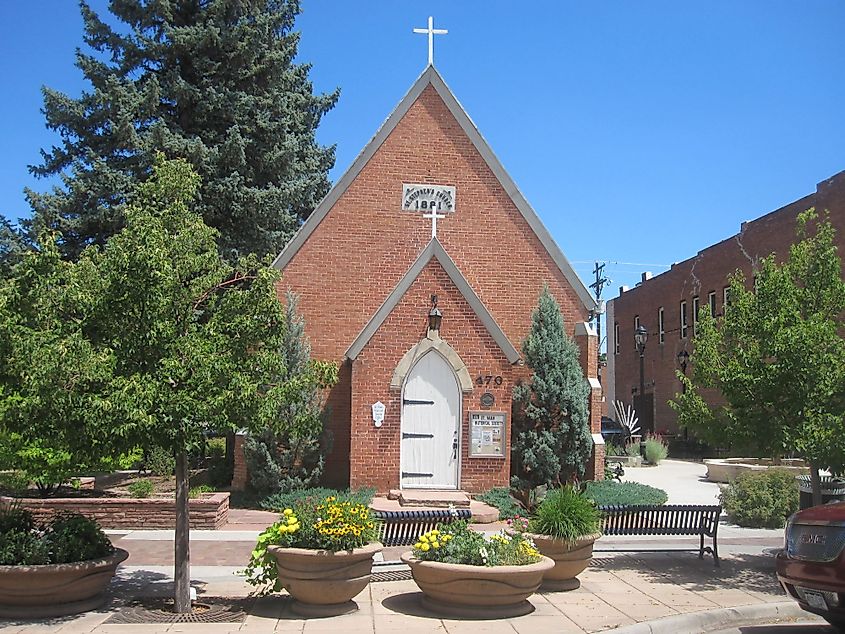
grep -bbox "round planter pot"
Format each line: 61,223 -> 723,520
523,532 -> 601,591
0,548 -> 129,619
400,552 -> 554,618
268,542 -> 382,617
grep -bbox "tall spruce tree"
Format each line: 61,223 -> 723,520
511,287 -> 591,508
26,0 -> 338,261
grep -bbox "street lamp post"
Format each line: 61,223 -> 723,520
634,324 -> 648,398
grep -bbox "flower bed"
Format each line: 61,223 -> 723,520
0,492 -> 230,530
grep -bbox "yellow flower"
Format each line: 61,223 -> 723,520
283,508 -> 293,516
287,516 -> 297,526
290,523 -> 300,532
278,524 -> 289,534
420,543 -> 430,552
432,541 -> 440,549
414,542 -> 423,549
420,535 -> 429,543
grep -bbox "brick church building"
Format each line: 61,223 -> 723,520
606,171 -> 845,437
244,66 -> 603,494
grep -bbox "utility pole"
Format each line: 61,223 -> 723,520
589,261 -> 610,379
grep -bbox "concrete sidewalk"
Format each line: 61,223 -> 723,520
0,542 -> 791,634
0,460 -> 799,633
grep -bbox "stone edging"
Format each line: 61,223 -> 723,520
609,601 -> 813,634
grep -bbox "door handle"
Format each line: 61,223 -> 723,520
452,431 -> 458,460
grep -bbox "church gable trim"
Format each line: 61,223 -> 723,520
271,66 -> 596,313
345,238 -> 521,364
390,335 -> 474,393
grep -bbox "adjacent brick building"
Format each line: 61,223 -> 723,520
606,171 -> 845,437
249,66 -> 602,494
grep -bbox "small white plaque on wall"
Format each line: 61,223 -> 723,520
372,401 -> 386,428
402,184 -> 456,212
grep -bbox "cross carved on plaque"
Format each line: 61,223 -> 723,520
413,16 -> 448,66
423,207 -> 446,239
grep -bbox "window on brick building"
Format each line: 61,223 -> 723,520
614,322 -> 619,355
708,291 -> 716,316
680,300 -> 688,338
692,296 -> 700,335
723,286 -> 731,310
658,306 -> 664,344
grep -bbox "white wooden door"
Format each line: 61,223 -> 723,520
401,351 -> 460,489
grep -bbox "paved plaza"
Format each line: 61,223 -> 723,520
0,460 -> 822,633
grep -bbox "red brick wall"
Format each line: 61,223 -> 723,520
350,259 -> 513,493
4,493 -> 230,530
610,171 -> 845,435
280,83 -> 592,487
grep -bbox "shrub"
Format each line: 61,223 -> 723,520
475,487 -> 522,520
583,481 -> 668,506
145,445 -> 175,477
0,507 -> 113,565
260,487 -> 375,513
605,442 -> 625,457
721,469 -> 799,528
528,486 -> 601,540
0,471 -> 30,493
44,512 -> 114,564
189,484 -> 215,499
644,435 -> 669,465
245,494 -> 380,593
127,479 -> 154,498
0,500 -> 35,533
206,437 -> 232,488
624,441 -> 641,457
412,520 -> 541,567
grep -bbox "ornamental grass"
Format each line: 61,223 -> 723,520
411,520 -> 541,567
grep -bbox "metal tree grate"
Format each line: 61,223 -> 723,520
105,597 -> 251,624
372,569 -> 412,582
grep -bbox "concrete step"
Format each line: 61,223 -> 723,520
398,490 -> 471,508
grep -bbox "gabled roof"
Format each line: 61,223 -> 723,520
272,65 -> 596,312
345,238 -> 521,364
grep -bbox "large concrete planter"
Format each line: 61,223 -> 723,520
267,542 -> 382,617
0,548 -> 128,619
524,532 -> 601,591
400,552 -> 554,618
704,458 -> 809,483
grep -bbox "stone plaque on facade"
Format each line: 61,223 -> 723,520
480,392 -> 495,409
469,411 -> 506,457
402,184 -> 456,212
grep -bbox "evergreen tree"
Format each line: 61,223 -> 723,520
511,287 -> 591,508
26,0 -> 338,261
243,290 -> 336,494
0,216 -> 29,276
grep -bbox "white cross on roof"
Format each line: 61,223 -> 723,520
413,16 -> 448,66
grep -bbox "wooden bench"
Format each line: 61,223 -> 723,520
373,508 -> 472,546
597,504 -> 722,566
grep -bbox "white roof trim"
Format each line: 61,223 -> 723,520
345,238 -> 521,364
272,66 -> 596,312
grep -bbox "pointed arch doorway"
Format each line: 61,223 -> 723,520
401,350 -> 460,489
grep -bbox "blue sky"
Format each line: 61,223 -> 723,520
2,1 -> 844,305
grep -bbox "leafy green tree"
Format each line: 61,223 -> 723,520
26,0 -> 338,261
243,291 -> 337,495
0,155 -> 336,612
511,287 -> 592,508
671,210 -> 845,504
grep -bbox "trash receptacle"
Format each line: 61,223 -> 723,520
796,475 -> 845,509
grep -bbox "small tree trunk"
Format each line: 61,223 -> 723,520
810,462 -> 823,508
174,449 -> 191,613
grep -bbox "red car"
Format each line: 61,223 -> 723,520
777,501 -> 845,631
